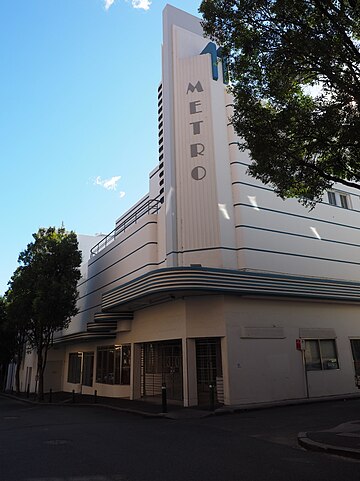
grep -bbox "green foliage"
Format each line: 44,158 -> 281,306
6,227 -> 82,397
16,227 -> 82,345
0,296 -> 19,390
6,266 -> 33,335
199,0 -> 360,206
0,296 -> 16,365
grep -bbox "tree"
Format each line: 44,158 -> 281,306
5,267 -> 34,393
0,296 -> 17,391
7,227 -> 82,400
199,0 -> 360,206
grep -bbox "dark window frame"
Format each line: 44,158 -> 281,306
82,352 -> 94,387
96,345 -> 131,385
304,339 -> 339,371
67,352 -> 82,384
327,190 -> 350,209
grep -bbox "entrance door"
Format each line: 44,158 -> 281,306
196,338 -> 223,406
141,340 -> 183,401
162,343 -> 182,400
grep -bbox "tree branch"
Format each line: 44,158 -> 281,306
314,0 -> 360,61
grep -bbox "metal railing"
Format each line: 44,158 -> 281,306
90,198 -> 162,257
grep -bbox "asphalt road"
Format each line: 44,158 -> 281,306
1,396 -> 360,481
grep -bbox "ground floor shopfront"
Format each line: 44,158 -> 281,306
59,335 -> 224,407
10,291 -> 360,407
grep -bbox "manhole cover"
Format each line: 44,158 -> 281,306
44,439 -> 69,445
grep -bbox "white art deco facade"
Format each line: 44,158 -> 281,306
15,5 -> 360,407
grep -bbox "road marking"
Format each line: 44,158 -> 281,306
26,476 -> 127,481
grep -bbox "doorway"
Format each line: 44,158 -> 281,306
196,338 -> 223,406
141,340 -> 183,401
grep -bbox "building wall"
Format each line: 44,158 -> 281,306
161,6 -> 360,283
224,296 -> 359,404
43,347 -> 65,393
59,293 -> 360,405
70,213 -> 161,334
15,6 -> 360,408
57,6 -> 360,406
230,155 -> 360,281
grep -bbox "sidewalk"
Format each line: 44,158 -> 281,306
0,390 -> 213,419
298,420 -> 360,460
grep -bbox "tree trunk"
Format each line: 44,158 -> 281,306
15,360 -> 21,394
14,338 -> 25,394
37,349 -> 44,401
0,363 -> 7,392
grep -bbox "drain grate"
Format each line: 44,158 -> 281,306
44,439 -> 69,446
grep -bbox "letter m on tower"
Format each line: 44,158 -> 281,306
186,81 -> 204,94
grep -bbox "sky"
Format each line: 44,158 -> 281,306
0,0 -> 202,295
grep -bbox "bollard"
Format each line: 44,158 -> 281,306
94,389 -> 97,404
49,388 -> 52,403
161,384 -> 167,413
26,384 -> 30,399
72,389 -> 75,403
209,384 -> 215,411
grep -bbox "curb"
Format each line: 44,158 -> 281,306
0,392 -> 213,419
0,392 -> 166,418
298,432 -> 360,460
216,393 -> 360,415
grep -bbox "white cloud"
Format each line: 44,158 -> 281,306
95,175 -> 122,191
131,0 -> 151,10
119,191 -> 126,198
104,0 -> 151,10
104,0 -> 115,10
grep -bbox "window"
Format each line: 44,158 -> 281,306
96,345 -> 131,385
82,352 -> 94,387
327,190 -> 350,209
68,353 -> 81,383
304,339 -> 339,371
340,194 -> 349,209
327,191 -> 336,206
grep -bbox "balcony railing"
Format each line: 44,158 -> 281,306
90,198 -> 162,257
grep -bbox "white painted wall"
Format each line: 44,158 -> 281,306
224,296 -> 360,404
59,294 -> 360,403
18,6 -> 360,407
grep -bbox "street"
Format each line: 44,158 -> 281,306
1,396 -> 360,481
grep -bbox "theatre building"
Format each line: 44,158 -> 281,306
14,5 -> 360,407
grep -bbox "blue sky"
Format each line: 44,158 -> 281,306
0,0 -> 201,295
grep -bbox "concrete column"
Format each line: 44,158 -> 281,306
221,336 -> 230,406
186,338 -> 198,406
180,338 -> 190,407
130,343 -> 142,400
